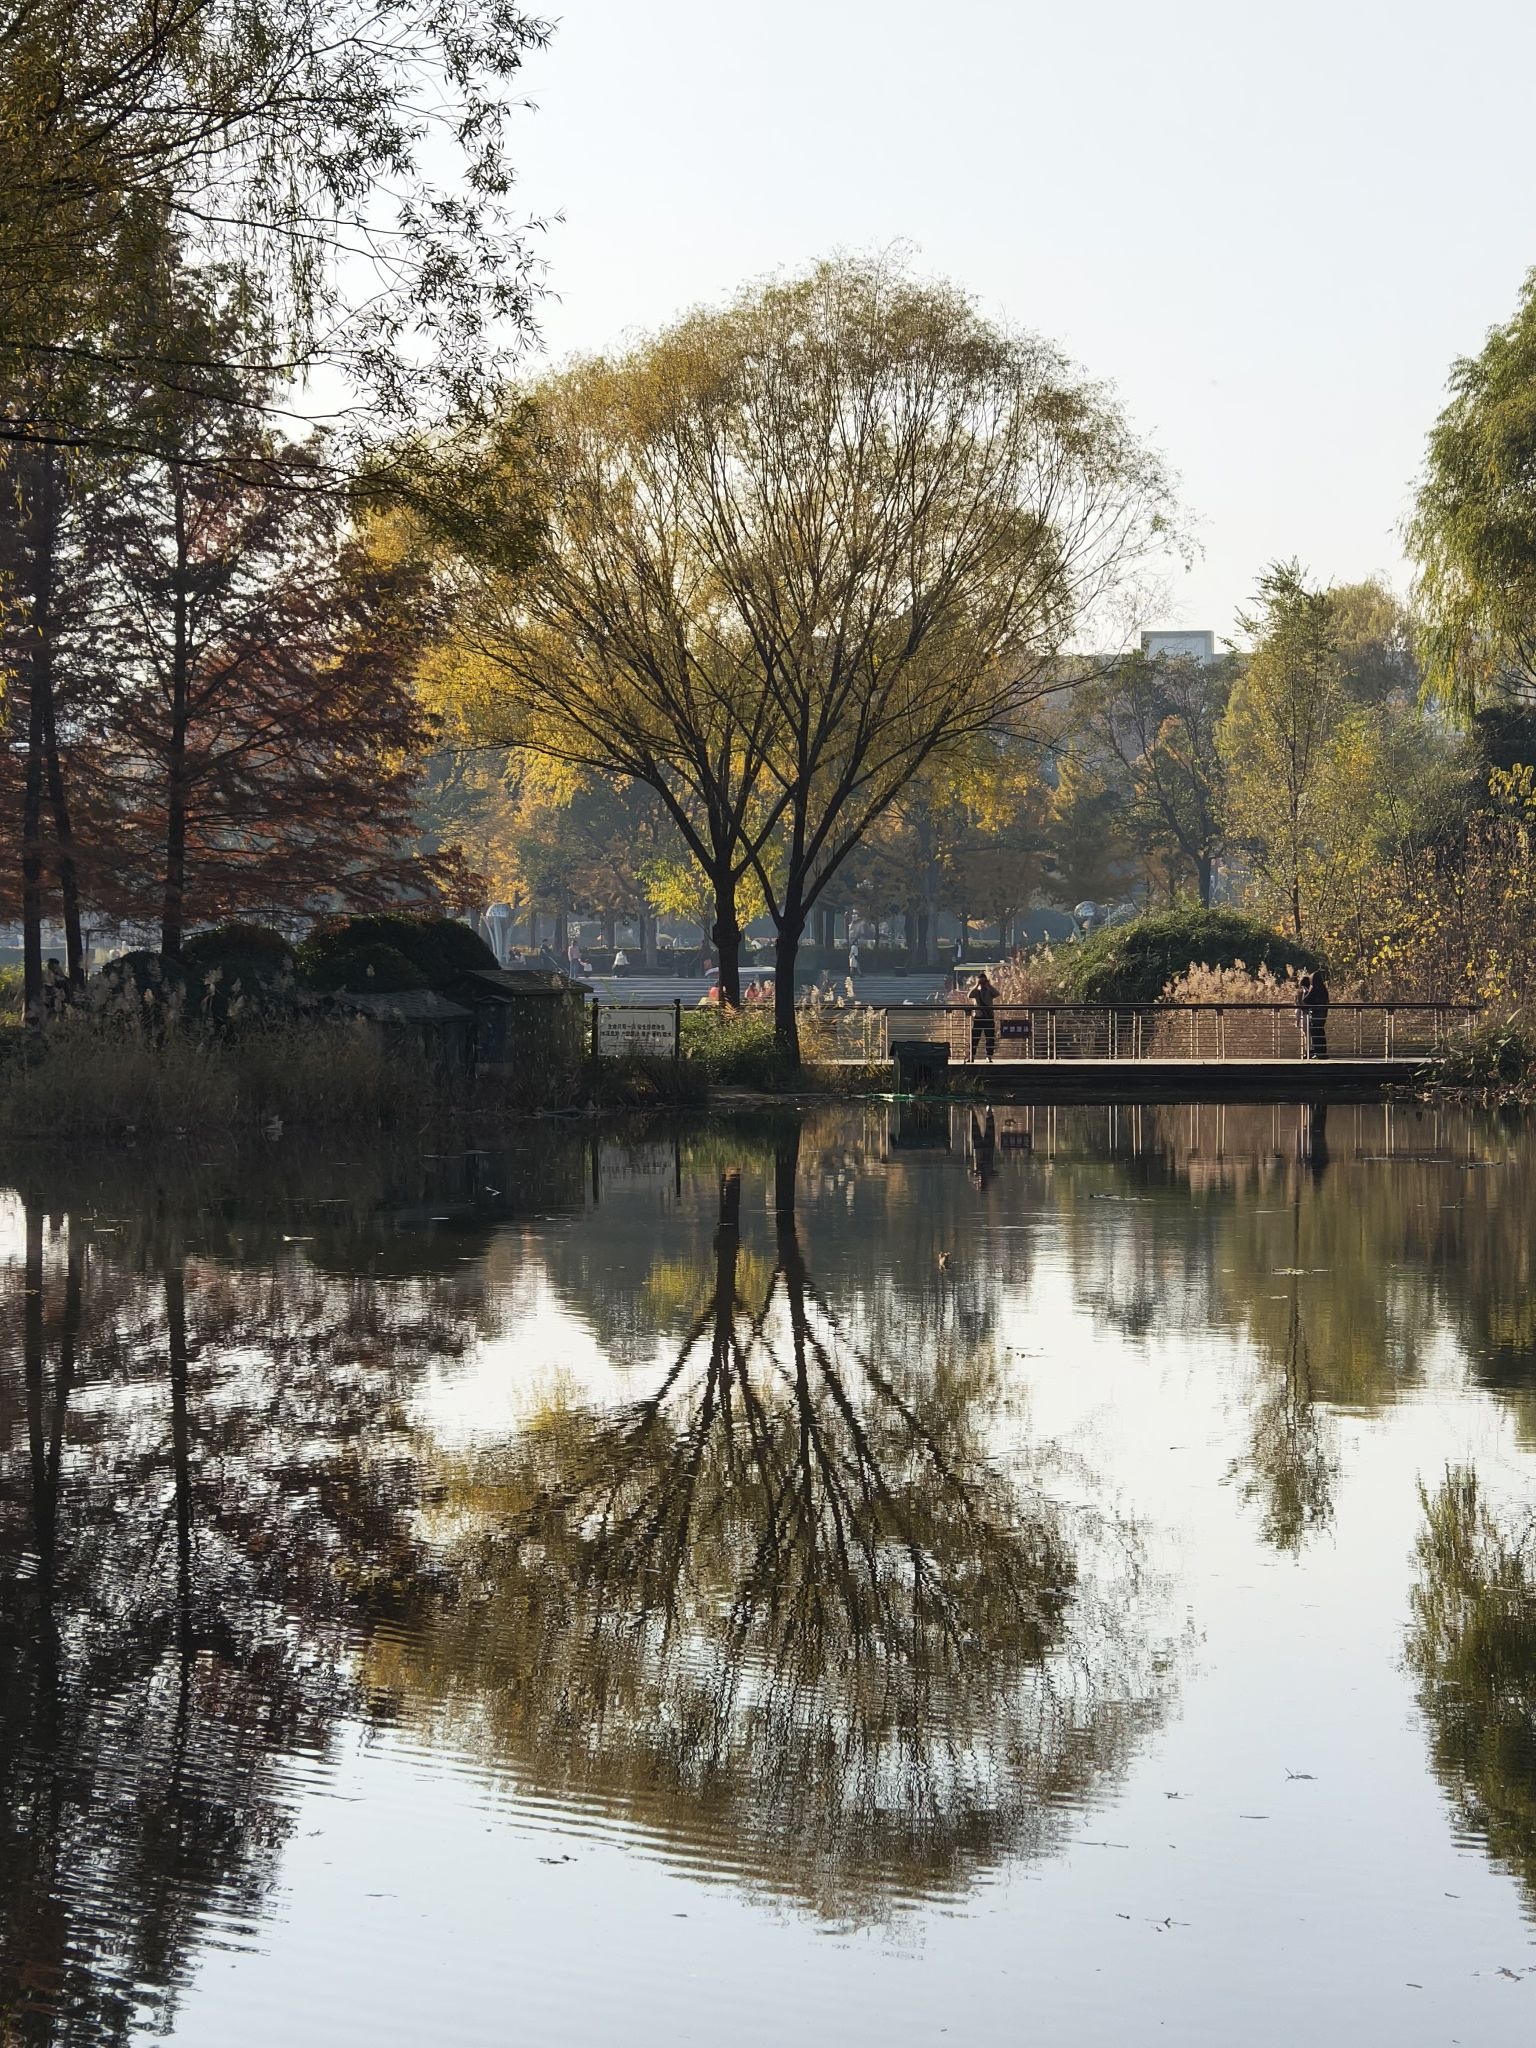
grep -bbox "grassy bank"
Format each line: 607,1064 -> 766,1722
0,1012 -> 438,1138
0,996 -> 899,1140
1414,1016 -> 1536,1107
0,1017 -> 794,1139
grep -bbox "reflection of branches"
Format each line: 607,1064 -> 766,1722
382,1137 -> 1168,1919
0,1214 -> 457,2047
1407,1468 -> 1536,1909
1234,1196 -> 1337,1552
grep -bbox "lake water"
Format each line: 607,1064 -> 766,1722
2,1100 -> 1535,2046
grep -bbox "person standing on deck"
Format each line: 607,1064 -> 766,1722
970,972 -> 998,1061
1298,969 -> 1330,1059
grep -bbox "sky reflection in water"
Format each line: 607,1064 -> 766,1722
2,1101 -> 1535,2046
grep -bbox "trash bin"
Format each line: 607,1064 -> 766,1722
891,1039 -> 950,1092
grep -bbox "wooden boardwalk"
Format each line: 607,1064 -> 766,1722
887,1055 -> 1428,1101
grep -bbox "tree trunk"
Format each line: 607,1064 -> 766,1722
773,1124 -> 800,1224
1198,851 -> 1213,908
27,451 -> 85,988
166,1264 -> 194,1649
773,902 -> 806,1063
711,877 -> 742,1007
904,900 -> 923,967
24,1207 -> 49,1589
39,695 -> 84,988
642,912 -> 658,970
21,662 -> 46,1028
160,477 -> 193,957
161,744 -> 189,957
712,1168 -> 742,1352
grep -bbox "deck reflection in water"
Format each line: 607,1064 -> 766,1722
1,1102 -> 1535,2046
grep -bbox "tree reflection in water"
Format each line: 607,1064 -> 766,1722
0,1150 -> 504,2048
1407,1468 -> 1536,1911
1231,1108 -> 1338,1552
374,1129 -> 1169,1921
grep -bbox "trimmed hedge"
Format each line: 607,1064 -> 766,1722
302,943 -> 429,994
296,912 -> 495,988
96,950 -> 201,1004
181,922 -> 296,984
1060,909 -> 1319,1006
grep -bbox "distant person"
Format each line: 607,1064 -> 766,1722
1296,970 -> 1330,1060
848,937 -> 861,977
612,948 -> 630,977
970,971 -> 998,1062
566,936 -> 589,977
42,956 -> 69,1020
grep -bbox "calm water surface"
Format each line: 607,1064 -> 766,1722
3,1101 -> 1535,2045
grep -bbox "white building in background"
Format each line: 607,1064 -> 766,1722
1141,628 -> 1217,663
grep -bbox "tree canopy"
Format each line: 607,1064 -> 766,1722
431,254 -> 1175,1043
1410,268 -> 1536,708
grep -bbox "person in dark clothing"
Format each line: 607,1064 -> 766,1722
1298,969 -> 1330,1059
42,957 -> 69,1020
970,973 -> 998,1061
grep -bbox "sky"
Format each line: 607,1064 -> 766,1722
499,0 -> 1536,643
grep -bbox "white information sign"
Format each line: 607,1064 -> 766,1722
596,1007 -> 676,1057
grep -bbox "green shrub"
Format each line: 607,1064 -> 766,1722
0,964 -> 22,1022
297,912 -> 494,988
302,943 -> 429,994
95,949 -> 201,1006
1433,1018 -> 1536,1092
681,1005 -> 798,1087
1060,909 -> 1319,1006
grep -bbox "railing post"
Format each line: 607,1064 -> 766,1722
1385,1006 -> 1394,1059
674,998 -> 682,1063
591,999 -> 600,1058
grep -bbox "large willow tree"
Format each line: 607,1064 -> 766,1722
1410,268 -> 1536,708
440,257 -> 1174,1040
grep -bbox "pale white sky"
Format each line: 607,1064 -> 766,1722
504,0 -> 1536,642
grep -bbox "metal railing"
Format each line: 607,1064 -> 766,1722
876,1000 -> 1480,1063
586,996 -> 1481,1064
